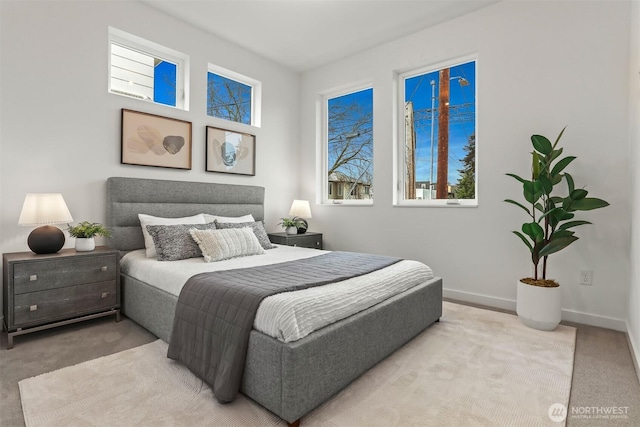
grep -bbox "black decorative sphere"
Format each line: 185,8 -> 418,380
27,225 -> 65,254
296,219 -> 308,234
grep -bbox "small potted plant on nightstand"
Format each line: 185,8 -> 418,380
278,217 -> 306,235
67,221 -> 111,252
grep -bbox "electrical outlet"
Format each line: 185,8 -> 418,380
580,270 -> 593,285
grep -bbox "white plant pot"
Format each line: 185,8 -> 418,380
516,280 -> 561,331
285,226 -> 298,235
75,237 -> 95,252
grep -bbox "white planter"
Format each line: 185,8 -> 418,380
516,280 -> 561,331
285,226 -> 298,235
75,237 -> 95,252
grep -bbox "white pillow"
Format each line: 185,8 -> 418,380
138,213 -> 205,258
202,213 -> 255,224
190,228 -> 265,262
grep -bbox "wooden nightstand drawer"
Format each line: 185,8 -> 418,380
13,280 -> 117,328
268,232 -> 323,249
13,254 -> 117,294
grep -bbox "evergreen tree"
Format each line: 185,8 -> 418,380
455,134 -> 476,199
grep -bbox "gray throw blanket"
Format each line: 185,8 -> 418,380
167,251 -> 401,403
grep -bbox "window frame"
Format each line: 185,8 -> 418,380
394,55 -> 478,208
108,27 -> 190,110
207,63 -> 262,128
320,83 -> 374,206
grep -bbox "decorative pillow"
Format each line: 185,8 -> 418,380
190,228 -> 265,262
214,220 -> 276,250
146,223 -> 217,261
138,213 -> 206,258
202,213 -> 255,224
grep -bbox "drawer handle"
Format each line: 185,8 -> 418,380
29,274 -> 37,281
30,304 -> 38,311
101,266 -> 108,272
101,292 -> 109,298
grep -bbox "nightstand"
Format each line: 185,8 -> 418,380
268,232 -> 323,250
2,247 -> 120,349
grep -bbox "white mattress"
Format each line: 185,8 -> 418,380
120,246 -> 434,342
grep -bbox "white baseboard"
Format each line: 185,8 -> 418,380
443,288 -> 516,312
625,321 -> 640,385
443,287 -> 626,332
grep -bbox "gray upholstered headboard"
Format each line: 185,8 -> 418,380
106,177 -> 265,251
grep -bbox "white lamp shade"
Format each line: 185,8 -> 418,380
289,200 -> 312,218
18,193 -> 73,226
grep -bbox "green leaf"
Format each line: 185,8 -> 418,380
534,202 -> 544,213
506,173 -> 527,184
523,181 -> 542,204
539,207 -> 570,223
551,229 -> 575,240
565,173 -> 575,194
571,197 -> 610,211
513,231 -> 533,252
558,220 -> 592,230
504,199 -> 532,216
532,134 -> 553,155
551,174 -> 563,185
539,236 -> 579,257
538,175 -> 553,195
551,156 -> 576,178
553,126 -> 567,149
532,152 -> 542,179
522,222 -> 544,242
570,189 -> 588,200
550,196 -> 564,204
532,241 -> 545,266
549,147 -> 564,163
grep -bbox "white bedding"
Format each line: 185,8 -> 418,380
120,246 -> 434,343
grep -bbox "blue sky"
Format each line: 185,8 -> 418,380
405,60 -> 476,184
327,88 -> 374,180
154,61 -> 176,106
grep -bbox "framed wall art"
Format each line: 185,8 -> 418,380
206,126 -> 256,176
121,109 -> 192,170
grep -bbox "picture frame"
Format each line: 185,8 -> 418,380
121,109 -> 192,170
205,126 -> 256,176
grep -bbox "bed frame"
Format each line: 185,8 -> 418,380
106,176 -> 442,426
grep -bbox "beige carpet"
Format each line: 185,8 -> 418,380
19,302 -> 576,427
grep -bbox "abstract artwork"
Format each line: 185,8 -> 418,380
121,109 -> 192,170
205,126 -> 255,176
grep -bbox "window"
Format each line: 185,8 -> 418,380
108,27 -> 189,110
207,64 -> 262,127
398,57 -> 476,206
324,86 -> 373,204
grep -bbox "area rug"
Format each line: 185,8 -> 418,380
20,302 -> 576,427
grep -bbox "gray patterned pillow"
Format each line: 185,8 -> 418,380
146,222 -> 217,261
214,220 -> 276,250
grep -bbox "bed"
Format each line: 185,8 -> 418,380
106,176 -> 442,426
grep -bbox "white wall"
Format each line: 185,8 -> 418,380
0,1 -> 300,317
627,0 -> 640,379
299,1 -> 631,329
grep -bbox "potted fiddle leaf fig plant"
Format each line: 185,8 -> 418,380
505,127 -> 609,330
67,221 -> 111,252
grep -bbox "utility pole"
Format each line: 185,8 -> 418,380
405,101 -> 416,199
436,68 -> 450,199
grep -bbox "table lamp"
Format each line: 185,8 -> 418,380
18,193 -> 73,254
289,200 -> 312,234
